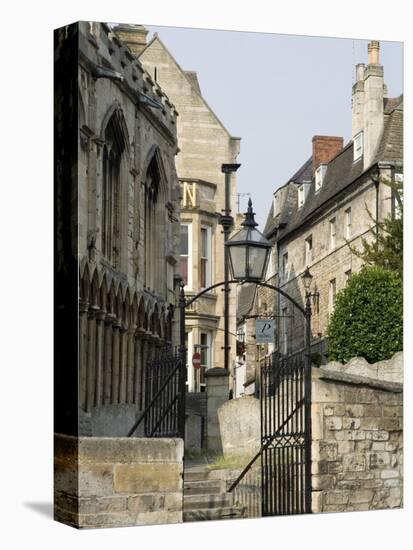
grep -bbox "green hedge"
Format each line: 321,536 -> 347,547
327,266 -> 403,364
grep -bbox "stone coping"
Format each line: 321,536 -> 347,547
205,367 -> 229,378
317,368 -> 403,393
54,433 -> 184,463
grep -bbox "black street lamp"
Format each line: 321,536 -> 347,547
226,198 -> 272,283
178,195 -> 314,511
302,266 -> 314,294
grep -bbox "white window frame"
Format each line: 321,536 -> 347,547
198,331 -> 212,391
179,222 -> 193,290
329,218 -> 337,250
200,225 -> 212,289
186,329 -> 194,392
315,165 -> 327,192
329,279 -> 337,312
345,207 -> 352,239
305,235 -> 313,265
298,185 -> 305,208
353,131 -> 363,161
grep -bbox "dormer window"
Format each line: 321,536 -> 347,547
298,186 -> 305,208
354,131 -> 363,161
298,182 -> 310,208
315,165 -> 327,192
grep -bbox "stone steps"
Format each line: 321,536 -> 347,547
184,479 -> 226,496
183,506 -> 246,522
183,493 -> 233,510
183,466 -> 246,523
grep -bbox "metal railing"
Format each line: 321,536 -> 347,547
229,348 -> 312,517
231,460 -> 262,518
127,347 -> 184,438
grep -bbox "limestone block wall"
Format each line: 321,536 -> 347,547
54,434 -> 184,529
218,396 -> 260,457
311,355 -> 403,513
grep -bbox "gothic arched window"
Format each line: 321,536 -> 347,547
102,109 -> 127,268
144,155 -> 165,292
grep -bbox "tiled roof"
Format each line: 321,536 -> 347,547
276,142 -> 363,241
375,96 -> 403,163
271,96 -> 403,243
263,157 -> 312,238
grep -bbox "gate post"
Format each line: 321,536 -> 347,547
206,368 -> 229,453
304,296 -> 313,513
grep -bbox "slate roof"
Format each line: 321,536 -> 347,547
269,95 -> 403,243
375,95 -> 403,163
263,157 -> 312,238
237,284 -> 256,321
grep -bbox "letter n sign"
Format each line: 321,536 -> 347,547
256,319 -> 275,344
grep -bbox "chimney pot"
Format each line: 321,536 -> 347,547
368,40 -> 380,65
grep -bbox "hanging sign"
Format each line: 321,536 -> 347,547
256,319 -> 275,344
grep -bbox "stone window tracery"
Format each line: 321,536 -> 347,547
102,110 -> 127,268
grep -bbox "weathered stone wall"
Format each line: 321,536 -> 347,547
206,368 -> 229,452
218,396 -> 260,457
311,354 -> 403,513
139,33 -> 240,388
54,434 -> 184,529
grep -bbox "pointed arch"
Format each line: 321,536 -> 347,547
99,272 -> 109,312
100,104 -> 130,268
143,147 -> 168,292
90,268 -> 100,308
137,296 -> 146,330
108,280 -> 117,315
80,263 -> 90,303
100,102 -> 130,157
122,288 -> 131,329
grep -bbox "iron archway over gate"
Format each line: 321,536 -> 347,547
182,279 -> 313,517
126,278 -> 312,515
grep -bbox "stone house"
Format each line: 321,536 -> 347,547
247,41 -> 403,383
125,26 -> 241,395
56,21 -> 183,437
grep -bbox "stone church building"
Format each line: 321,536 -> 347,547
117,25 -> 241,395
73,22 -> 182,435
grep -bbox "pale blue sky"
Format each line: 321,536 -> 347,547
148,26 -> 403,226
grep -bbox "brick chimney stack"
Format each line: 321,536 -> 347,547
312,136 -> 344,175
115,24 -> 148,57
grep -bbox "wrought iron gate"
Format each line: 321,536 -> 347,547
127,347 -> 185,438
260,350 -> 312,515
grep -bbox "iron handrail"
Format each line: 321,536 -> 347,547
127,359 -> 182,437
228,398 -> 304,493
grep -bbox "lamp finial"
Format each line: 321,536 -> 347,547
242,198 -> 258,228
